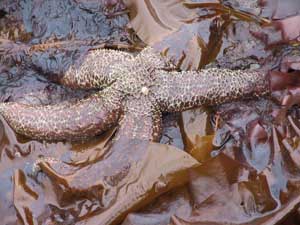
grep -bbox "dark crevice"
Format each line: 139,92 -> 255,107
0,9 -> 6,19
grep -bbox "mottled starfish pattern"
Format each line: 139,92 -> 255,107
0,47 -> 269,142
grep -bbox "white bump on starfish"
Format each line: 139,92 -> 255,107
141,86 -> 149,95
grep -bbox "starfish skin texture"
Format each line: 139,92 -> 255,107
0,47 -> 269,142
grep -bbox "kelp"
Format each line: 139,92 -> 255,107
273,15 -> 300,44
123,0 -> 197,44
1,0 -> 300,225
153,16 -> 230,70
259,0 -> 300,19
125,0 -> 271,70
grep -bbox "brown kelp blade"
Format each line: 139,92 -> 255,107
37,140 -> 199,225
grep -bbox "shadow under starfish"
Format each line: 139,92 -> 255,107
0,45 -> 273,225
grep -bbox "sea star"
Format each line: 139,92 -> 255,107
0,47 -> 269,142
0,46 -> 272,225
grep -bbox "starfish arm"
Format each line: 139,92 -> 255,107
31,49 -> 134,89
154,68 -> 269,112
0,87 -> 123,141
117,99 -> 162,141
135,47 -> 171,70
